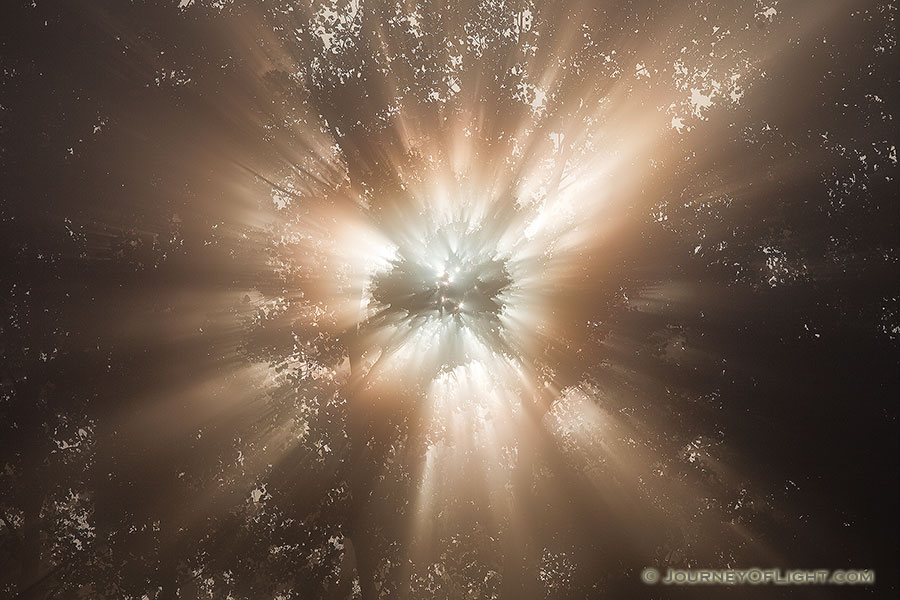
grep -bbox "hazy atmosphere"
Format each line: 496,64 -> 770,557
1,1 -> 898,598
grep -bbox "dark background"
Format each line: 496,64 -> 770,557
1,1 -> 898,598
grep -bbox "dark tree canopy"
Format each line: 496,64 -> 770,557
1,1 -> 898,598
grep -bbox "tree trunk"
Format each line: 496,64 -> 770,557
17,492 -> 47,600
